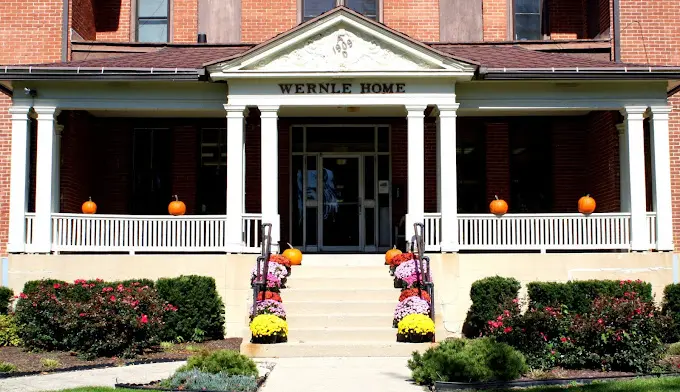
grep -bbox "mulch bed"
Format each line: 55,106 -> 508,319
0,338 -> 242,377
519,368 -> 635,381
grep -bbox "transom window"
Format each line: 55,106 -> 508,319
136,0 -> 170,43
513,0 -> 545,41
302,0 -> 379,22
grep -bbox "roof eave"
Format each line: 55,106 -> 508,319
0,67 -> 204,81
480,67 -> 680,81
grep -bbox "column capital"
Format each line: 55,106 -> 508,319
437,103 -> 459,118
259,105 -> 280,118
621,106 -> 647,119
649,105 -> 673,119
8,106 -> 31,119
223,104 -> 246,117
616,123 -> 625,135
33,106 -> 59,118
405,105 -> 427,118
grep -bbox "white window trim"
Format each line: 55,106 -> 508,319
507,0 -> 549,41
297,0 -> 383,24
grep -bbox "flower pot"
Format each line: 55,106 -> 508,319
393,278 -> 403,289
252,335 -> 278,344
397,332 -> 434,343
392,319 -> 399,328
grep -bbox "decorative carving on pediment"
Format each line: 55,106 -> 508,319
246,27 -> 440,72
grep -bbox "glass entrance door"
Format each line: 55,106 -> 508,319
320,156 -> 362,251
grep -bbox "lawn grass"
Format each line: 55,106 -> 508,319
487,376 -> 680,391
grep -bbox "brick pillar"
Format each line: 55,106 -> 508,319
171,125 -> 198,214
551,117 -> 586,212
485,122 -> 510,207
94,119 -> 132,214
424,118 -> 438,212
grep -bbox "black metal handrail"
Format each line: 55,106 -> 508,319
410,222 -> 435,321
251,223 -> 272,318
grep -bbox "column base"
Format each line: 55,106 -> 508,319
440,242 -> 459,253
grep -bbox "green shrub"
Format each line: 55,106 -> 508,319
527,279 -> 652,315
662,284 -> 680,343
178,350 -> 258,377
666,342 -> 680,356
463,276 -> 521,338
0,362 -> 16,373
156,275 -> 225,342
161,369 -> 257,392
0,287 -> 13,315
408,337 -> 527,385
40,358 -> 60,370
0,315 -> 22,347
15,279 -> 173,359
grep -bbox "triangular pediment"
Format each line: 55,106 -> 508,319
208,8 -> 477,76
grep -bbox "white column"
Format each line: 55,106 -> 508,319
33,106 -> 59,253
405,105 -> 426,242
225,105 -> 246,253
649,106 -> 674,251
437,104 -> 460,252
259,106 -> 280,253
617,123 -> 630,212
7,106 -> 32,253
621,106 -> 648,251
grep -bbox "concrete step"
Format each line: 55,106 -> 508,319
283,288 -> 397,302
291,265 -> 388,279
299,255 -> 386,267
287,327 -> 396,342
241,341 -> 434,357
284,300 -> 396,314
286,276 -> 395,290
286,314 -> 394,328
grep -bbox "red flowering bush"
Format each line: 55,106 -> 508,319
256,291 -> 282,303
399,289 -> 431,303
15,279 -> 175,359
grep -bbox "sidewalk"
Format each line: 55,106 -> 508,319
259,357 -> 425,392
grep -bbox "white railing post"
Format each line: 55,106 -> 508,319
33,106 -> 60,253
259,105 -> 280,253
405,105 -> 427,241
7,106 -> 32,253
437,104 -> 459,252
224,105 -> 246,253
621,106 -> 649,251
649,106 -> 673,251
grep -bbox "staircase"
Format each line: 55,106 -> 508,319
241,254 -> 434,357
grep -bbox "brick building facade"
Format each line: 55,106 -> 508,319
0,1 -> 679,255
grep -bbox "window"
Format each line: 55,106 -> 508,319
302,0 -> 379,22
136,0 -> 170,43
513,0 -> 545,40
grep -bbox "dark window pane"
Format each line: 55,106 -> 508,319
306,127 -> 375,152
378,126 -> 389,152
365,207 -> 376,246
292,127 -> 304,152
138,0 -> 168,17
514,13 -> 542,40
346,0 -> 378,19
303,0 -> 335,21
514,0 -> 540,14
138,19 -> 168,43
364,155 -> 375,200
292,156 -> 304,246
306,207 -> 317,245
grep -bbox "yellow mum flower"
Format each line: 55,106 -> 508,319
250,314 -> 288,337
397,314 -> 435,335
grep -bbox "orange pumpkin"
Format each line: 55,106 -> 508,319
385,246 -> 402,265
578,194 -> 596,214
282,243 -> 302,265
489,195 -> 508,215
81,197 -> 97,214
168,195 -> 186,216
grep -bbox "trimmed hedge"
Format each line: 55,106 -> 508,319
0,287 -> 13,315
527,279 -> 652,314
662,283 -> 680,343
463,276 -> 521,338
156,275 -> 225,342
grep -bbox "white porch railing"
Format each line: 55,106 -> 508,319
423,212 -> 659,252
25,213 -> 35,250
37,213 -> 263,254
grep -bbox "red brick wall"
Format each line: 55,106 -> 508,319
383,0 -> 439,42
95,0 -> 132,41
424,119 -> 437,212
391,120 -> 408,237
482,0 -> 507,41
72,0 -> 97,41
549,0 -> 587,40
171,125 -> 198,214
0,0 -> 63,64
551,117 -> 586,212
172,0 -> 198,43
585,111 -> 620,212
0,95 -> 12,255
485,122 -> 510,204
241,0 -> 297,43
93,119 -> 132,214
60,111 -> 94,213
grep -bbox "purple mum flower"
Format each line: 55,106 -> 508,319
394,296 -> 430,322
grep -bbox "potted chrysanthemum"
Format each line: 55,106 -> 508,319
397,314 -> 435,343
389,252 -> 414,275
269,254 -> 292,276
250,314 -> 288,344
251,299 -> 286,321
393,296 -> 430,327
251,261 -> 289,288
394,259 -> 428,289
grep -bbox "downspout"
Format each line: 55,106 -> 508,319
613,0 -> 621,62
62,0 -> 69,62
